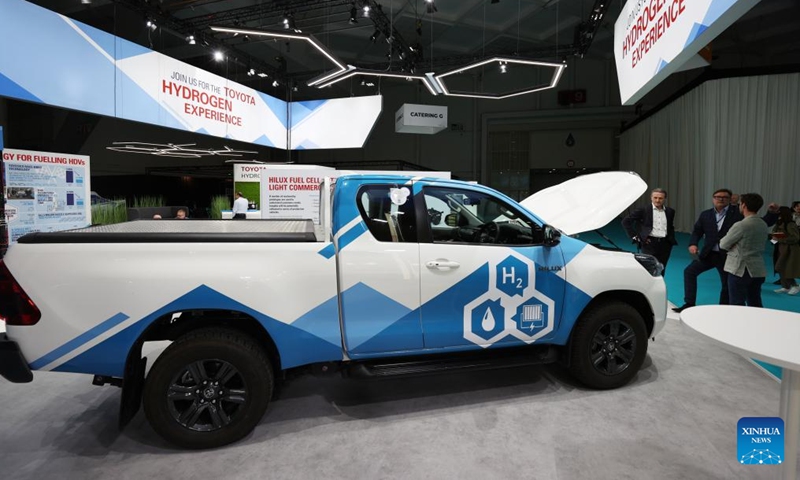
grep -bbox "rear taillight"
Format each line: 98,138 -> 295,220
0,260 -> 41,326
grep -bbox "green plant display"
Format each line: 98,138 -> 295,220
91,200 -> 127,225
131,195 -> 165,208
210,195 -> 230,219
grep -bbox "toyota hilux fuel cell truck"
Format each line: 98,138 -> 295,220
0,171 -> 666,449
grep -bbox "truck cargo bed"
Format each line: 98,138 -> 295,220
17,219 -> 319,243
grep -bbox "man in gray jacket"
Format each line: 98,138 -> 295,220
719,193 -> 769,307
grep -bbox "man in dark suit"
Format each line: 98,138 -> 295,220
672,188 -> 744,312
622,188 -> 677,274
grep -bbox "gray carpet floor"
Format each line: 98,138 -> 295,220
0,314 -> 795,480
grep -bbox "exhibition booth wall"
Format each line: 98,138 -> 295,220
0,0 -> 381,150
620,72 -> 800,232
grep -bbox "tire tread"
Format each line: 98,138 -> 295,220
568,301 -> 647,390
143,327 -> 273,449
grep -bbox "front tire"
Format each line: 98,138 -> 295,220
568,301 -> 648,389
143,328 -> 273,449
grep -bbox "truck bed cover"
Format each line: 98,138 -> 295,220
17,219 -> 318,243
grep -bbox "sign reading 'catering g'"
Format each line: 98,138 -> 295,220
395,104 -> 448,135
614,0 -> 761,105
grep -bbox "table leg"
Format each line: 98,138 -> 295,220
781,369 -> 800,480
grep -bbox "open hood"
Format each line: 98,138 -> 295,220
519,171 -> 647,236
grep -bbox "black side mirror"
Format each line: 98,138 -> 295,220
543,224 -> 561,247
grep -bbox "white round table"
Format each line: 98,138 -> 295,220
681,305 -> 800,480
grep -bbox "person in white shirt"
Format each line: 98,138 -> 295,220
621,188 -> 677,275
232,192 -> 249,220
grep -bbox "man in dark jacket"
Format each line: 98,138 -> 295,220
672,188 -> 744,312
622,188 -> 677,274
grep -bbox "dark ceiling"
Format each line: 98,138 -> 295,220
26,0 -> 616,99
26,0 -> 800,103
6,0 -> 800,181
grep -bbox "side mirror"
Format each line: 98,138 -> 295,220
543,224 -> 561,247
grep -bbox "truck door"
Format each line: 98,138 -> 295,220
417,185 -> 565,349
336,182 -> 424,356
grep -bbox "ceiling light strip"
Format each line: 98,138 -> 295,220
424,72 -> 444,95
208,27 -> 563,101
434,57 -> 565,99
308,65 -> 355,87
317,69 -> 436,95
210,25 -> 347,71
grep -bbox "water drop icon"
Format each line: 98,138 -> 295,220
481,308 -> 496,331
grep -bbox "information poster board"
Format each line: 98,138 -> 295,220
234,164 -> 335,212
2,148 -> 91,243
260,169 -> 340,224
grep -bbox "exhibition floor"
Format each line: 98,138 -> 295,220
0,313 -> 794,480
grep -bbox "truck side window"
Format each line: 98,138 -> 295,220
423,187 -> 543,246
357,185 -> 417,243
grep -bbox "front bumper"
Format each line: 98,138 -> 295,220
0,334 -> 33,383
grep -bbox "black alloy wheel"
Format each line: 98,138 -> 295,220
143,328 -> 273,449
568,301 -> 648,389
167,359 -> 247,432
589,319 -> 637,376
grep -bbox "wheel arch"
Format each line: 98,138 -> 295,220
119,309 -> 281,429
133,309 -> 281,371
579,290 -> 655,336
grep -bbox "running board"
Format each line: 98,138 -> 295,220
345,345 -> 559,379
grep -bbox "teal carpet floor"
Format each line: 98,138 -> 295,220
580,222 -> 800,381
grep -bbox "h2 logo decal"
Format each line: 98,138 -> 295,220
497,257 -> 528,297
464,252 -> 555,347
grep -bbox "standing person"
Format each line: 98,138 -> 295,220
719,193 -> 769,306
792,201 -> 800,226
730,193 -> 740,208
672,188 -> 744,313
232,191 -> 248,220
762,202 -> 781,227
771,206 -> 800,295
621,188 -> 677,273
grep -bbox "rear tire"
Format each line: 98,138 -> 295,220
143,328 -> 273,449
568,301 -> 647,389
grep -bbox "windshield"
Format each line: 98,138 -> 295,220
433,190 -> 530,229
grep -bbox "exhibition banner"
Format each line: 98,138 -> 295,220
2,148 -> 91,243
115,48 -> 287,148
0,0 -> 382,150
290,96 -> 383,149
614,0 -> 760,105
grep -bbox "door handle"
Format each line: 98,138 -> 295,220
426,260 -> 460,269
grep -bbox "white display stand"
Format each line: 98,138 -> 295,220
681,305 -> 800,480
220,210 -> 261,220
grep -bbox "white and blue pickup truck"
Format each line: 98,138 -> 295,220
0,172 -> 666,449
